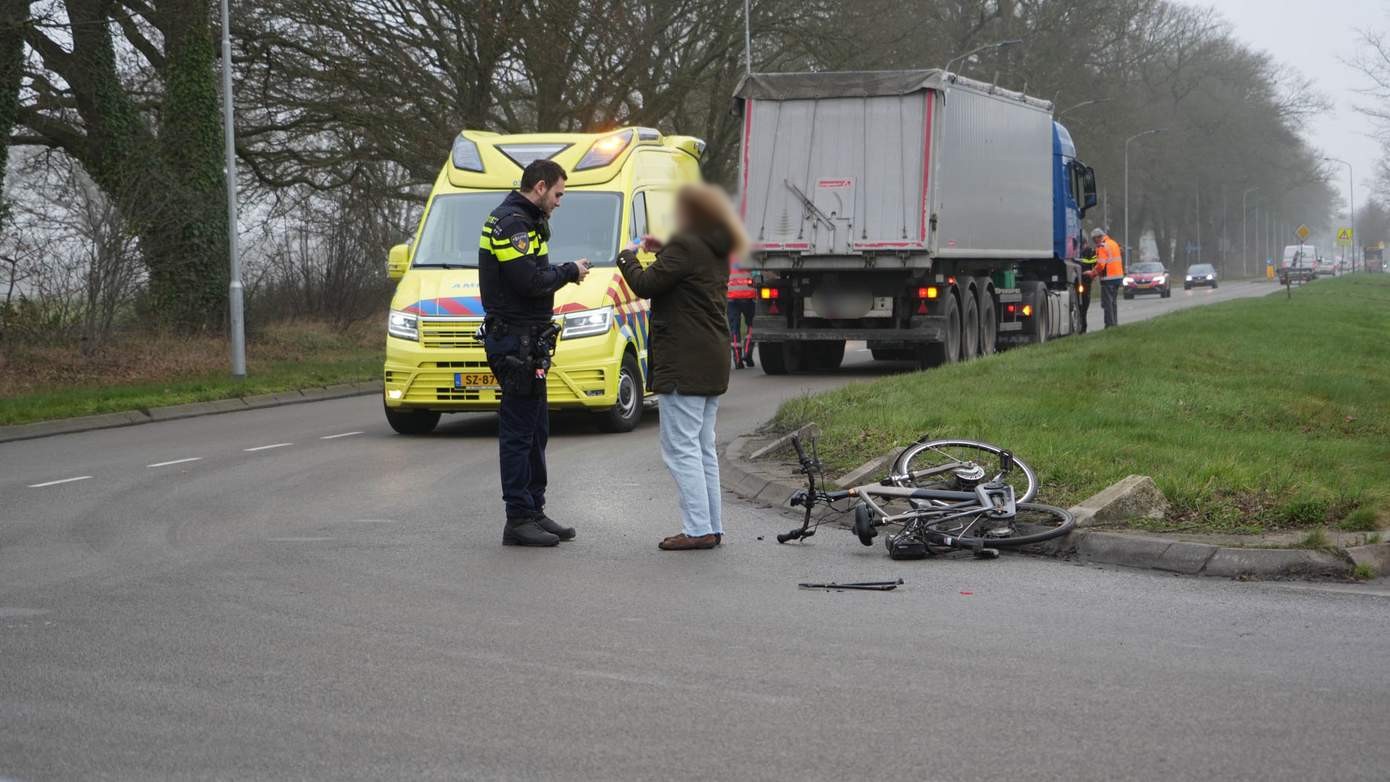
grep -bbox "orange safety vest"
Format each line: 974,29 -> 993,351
1095,236 -> 1124,280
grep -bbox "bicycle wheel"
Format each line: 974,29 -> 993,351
920,502 -> 1074,548
890,439 -> 1038,503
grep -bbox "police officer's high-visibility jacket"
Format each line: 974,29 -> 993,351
478,191 -> 579,324
1095,236 -> 1124,281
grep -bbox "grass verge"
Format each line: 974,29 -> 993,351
0,321 -> 383,426
774,275 -> 1390,534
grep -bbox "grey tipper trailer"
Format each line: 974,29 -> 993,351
734,69 -> 1097,373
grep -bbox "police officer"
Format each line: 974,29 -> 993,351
1090,227 -> 1124,328
479,160 -> 591,547
1076,238 -> 1097,334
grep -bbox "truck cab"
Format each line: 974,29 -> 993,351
382,127 -> 705,434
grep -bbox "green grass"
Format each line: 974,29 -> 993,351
1353,564 -> 1377,581
1337,507 -> 1382,532
0,321 -> 383,426
773,275 -> 1390,534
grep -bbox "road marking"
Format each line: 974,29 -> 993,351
266,536 -> 336,542
27,475 -> 92,488
147,457 -> 202,468
244,442 -> 293,452
320,431 -> 363,440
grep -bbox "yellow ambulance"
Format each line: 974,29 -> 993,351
383,127 -> 705,434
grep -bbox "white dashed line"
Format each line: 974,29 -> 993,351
266,536 -> 336,542
147,457 -> 203,468
27,476 -> 92,488
320,431 -> 363,440
244,442 -> 293,452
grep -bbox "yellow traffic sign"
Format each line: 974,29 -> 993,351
1296,224 -> 1310,241
1336,227 -> 1354,246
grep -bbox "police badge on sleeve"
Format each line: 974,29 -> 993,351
510,233 -> 530,254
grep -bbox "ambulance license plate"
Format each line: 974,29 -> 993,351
454,372 -> 495,389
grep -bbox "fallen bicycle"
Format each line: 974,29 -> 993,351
777,434 -> 1075,560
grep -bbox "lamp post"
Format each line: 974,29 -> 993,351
1323,156 -> 1354,272
220,0 -> 245,379
1241,187 -> 1258,278
1124,128 -> 1165,263
743,0 -> 752,76
1057,97 -> 1113,120
944,39 -> 1024,78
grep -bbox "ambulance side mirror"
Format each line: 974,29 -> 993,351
388,243 -> 410,281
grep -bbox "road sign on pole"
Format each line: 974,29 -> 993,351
1335,227 -> 1354,247
1295,224 -> 1310,241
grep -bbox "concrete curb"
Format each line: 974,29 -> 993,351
720,433 -> 1370,581
0,380 -> 383,444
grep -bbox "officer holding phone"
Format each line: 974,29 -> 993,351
478,159 -> 591,547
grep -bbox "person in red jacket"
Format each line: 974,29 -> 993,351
728,261 -> 756,368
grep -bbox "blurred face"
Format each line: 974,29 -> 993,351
531,178 -> 566,216
675,199 -> 694,234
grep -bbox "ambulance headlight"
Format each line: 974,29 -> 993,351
561,307 -> 612,339
388,309 -> 419,341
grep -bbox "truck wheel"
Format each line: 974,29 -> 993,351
596,353 -> 644,433
977,290 -> 997,356
384,405 -> 440,435
1034,293 -> 1050,344
806,340 -> 846,371
918,292 -> 960,368
959,291 -> 979,361
759,342 -> 801,375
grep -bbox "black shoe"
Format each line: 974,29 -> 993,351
531,511 -> 575,542
743,354 -> 755,368
503,518 -> 560,547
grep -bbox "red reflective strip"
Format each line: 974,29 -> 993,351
740,100 -> 753,220
921,92 -> 934,243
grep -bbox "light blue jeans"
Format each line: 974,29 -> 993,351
657,393 -> 723,538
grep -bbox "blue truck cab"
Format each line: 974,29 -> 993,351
1052,122 -> 1099,263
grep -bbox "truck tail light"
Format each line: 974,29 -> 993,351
916,286 -> 939,300
759,287 -> 779,300
1006,304 -> 1018,315
1021,304 -> 1033,317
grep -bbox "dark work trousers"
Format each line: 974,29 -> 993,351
1101,280 -> 1121,329
727,299 -> 754,361
1077,282 -> 1093,334
497,385 -> 549,520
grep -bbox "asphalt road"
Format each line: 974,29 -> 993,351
5,278 -> 1387,781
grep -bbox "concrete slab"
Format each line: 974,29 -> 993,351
1202,547 -> 1351,579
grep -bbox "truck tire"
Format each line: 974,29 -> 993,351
1034,292 -> 1050,344
806,340 -> 846,371
976,283 -> 997,357
595,352 -> 644,433
759,342 -> 801,375
384,405 -> 440,435
918,292 -> 961,369
959,290 -> 979,361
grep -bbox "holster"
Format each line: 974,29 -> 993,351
483,320 -> 545,399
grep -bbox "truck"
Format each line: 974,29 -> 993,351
1278,244 -> 1318,285
733,69 -> 1098,373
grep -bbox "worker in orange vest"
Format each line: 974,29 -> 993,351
1089,227 -> 1124,328
728,260 -> 757,368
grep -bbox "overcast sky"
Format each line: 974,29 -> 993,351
1201,0 -> 1386,218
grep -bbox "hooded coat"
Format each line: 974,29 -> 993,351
615,229 -> 732,396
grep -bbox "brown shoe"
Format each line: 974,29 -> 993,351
658,533 -> 719,550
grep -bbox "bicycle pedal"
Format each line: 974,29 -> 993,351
974,547 -> 1000,559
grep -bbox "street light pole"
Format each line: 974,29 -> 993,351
743,0 -> 752,76
1057,97 -> 1113,120
1324,156 -> 1354,272
1124,128 -> 1165,264
1241,187 -> 1258,278
220,0 -> 244,379
944,39 -> 1024,78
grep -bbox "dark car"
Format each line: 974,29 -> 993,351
1123,261 -> 1171,299
1184,263 -> 1218,290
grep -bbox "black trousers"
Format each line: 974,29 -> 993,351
1077,282 -> 1092,334
727,299 -> 754,356
497,385 -> 548,520
1101,280 -> 1121,328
